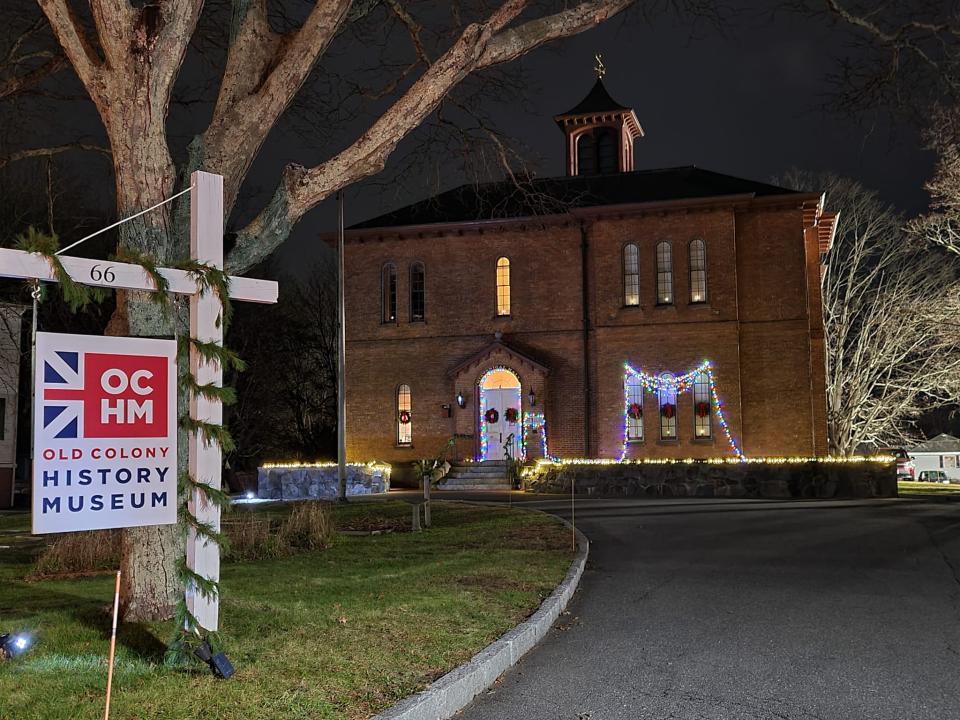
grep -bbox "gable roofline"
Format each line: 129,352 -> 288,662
327,189 -> 825,244
449,339 -> 550,379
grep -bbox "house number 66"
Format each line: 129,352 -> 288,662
90,265 -> 116,283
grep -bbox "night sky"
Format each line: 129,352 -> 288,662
274,3 -> 934,272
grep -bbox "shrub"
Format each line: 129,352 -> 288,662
31,530 -> 121,578
276,502 -> 334,552
31,503 -> 336,577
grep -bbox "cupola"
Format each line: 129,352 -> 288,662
554,57 -> 644,177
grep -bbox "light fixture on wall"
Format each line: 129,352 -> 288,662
456,391 -> 466,409
528,389 -> 536,407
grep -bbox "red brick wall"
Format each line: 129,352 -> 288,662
342,200 -> 829,465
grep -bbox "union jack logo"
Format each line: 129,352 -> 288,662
42,351 -> 83,439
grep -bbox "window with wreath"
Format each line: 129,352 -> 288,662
656,241 -> 673,305
693,371 -> 712,438
625,375 -> 644,441
659,372 -> 677,440
381,263 -> 397,323
397,384 -> 412,445
623,243 -> 640,306
496,257 -> 511,316
689,238 -> 707,303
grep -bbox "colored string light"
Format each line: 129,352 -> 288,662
520,411 -> 554,461
619,360 -> 744,461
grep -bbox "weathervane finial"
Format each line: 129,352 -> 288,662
594,53 -> 606,79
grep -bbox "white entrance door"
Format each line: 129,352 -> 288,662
482,387 -> 521,460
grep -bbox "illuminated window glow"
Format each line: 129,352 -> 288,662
693,370 -> 712,438
659,372 -> 677,440
626,374 -> 643,441
397,384 -> 412,445
496,257 -> 511,316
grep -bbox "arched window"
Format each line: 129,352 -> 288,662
381,263 -> 397,323
689,238 -> 707,303
576,133 -> 596,176
626,374 -> 643,441
693,371 -> 712,438
658,372 -> 677,440
656,241 -> 673,305
496,257 -> 511,316
410,262 -> 425,322
623,244 -> 640,306
397,384 -> 412,445
597,129 -> 618,174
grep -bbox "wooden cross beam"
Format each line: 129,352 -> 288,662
0,171 -> 278,632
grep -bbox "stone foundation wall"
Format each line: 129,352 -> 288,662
522,461 -> 897,499
258,464 -> 390,500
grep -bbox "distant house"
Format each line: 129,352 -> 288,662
0,304 -> 25,508
908,434 -> 960,481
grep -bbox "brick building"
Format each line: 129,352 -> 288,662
340,78 -> 836,466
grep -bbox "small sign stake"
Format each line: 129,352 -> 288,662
104,570 -> 121,720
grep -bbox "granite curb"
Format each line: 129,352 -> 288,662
371,508 -> 589,720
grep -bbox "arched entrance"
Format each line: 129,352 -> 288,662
479,367 -> 521,461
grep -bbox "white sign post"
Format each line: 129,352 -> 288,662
0,170 -> 277,632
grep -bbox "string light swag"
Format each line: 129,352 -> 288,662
619,360 -> 743,460
477,366 -> 521,461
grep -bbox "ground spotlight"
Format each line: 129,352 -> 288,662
0,632 -> 33,659
193,640 -> 235,679
245,491 -> 255,500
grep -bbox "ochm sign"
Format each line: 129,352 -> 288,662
32,332 -> 177,534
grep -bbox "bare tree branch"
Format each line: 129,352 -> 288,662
227,0 -> 634,273
0,142 -> 111,170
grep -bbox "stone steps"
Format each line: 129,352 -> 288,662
439,462 -> 511,491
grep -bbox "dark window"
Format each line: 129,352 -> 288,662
693,371 -> 712,438
623,243 -> 639,306
597,129 -> 618,174
659,373 -> 677,440
656,242 -> 673,305
689,239 -> 707,303
410,262 -> 425,322
626,375 -> 643,441
381,264 -> 397,323
576,133 -> 596,176
0,397 -> 5,440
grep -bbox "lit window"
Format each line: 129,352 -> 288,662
381,264 -> 396,323
410,263 -> 425,322
626,375 -> 643,441
689,239 -> 707,303
656,242 -> 673,305
496,257 -> 511,316
659,372 -> 677,440
693,371 -> 712,438
623,244 -> 639,306
577,133 -> 596,176
397,384 -> 412,445
597,129 -> 618,174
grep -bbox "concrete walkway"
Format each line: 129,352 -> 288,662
421,493 -> 960,720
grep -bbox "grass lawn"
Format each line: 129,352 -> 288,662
898,480 -> 960,496
0,500 -> 572,720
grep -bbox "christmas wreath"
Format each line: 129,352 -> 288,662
484,408 -> 499,424
661,403 -> 676,419
505,407 -> 519,423
695,401 -> 710,418
627,402 -> 643,420
398,409 -> 411,425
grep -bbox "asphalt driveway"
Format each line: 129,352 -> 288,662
447,494 -> 960,720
